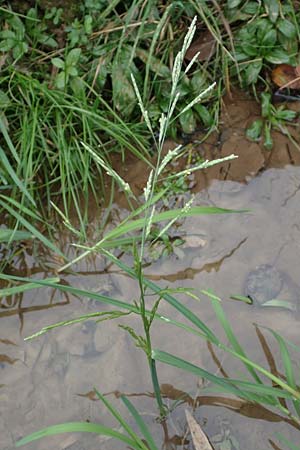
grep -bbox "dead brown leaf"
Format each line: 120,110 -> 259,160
272,64 -> 300,89
185,30 -> 216,62
185,410 -> 214,450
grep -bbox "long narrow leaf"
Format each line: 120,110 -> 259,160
152,350 -> 296,404
0,199 -> 66,260
0,277 -> 59,297
267,327 -> 300,417
201,289 -> 262,384
16,422 -> 138,448
0,146 -> 35,206
93,389 -> 149,450
121,396 -> 158,450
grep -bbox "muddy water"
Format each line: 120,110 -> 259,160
2,164 -> 300,449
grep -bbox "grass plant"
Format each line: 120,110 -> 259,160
1,0 -> 300,234
7,12 -> 300,450
1,2 -> 300,449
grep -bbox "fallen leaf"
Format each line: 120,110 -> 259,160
271,64 -> 300,89
185,409 -> 214,450
0,338 -> 17,346
0,354 -> 18,365
185,30 -> 216,62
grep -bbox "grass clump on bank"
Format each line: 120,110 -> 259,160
1,0 -> 299,236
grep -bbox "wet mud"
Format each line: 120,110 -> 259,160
1,92 -> 300,449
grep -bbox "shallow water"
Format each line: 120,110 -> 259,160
2,164 -> 300,449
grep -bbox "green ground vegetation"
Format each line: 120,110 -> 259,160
1,0 -> 300,239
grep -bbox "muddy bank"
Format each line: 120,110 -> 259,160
111,89 -> 300,209
2,164 -> 300,449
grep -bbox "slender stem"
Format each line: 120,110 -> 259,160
137,261 -> 165,416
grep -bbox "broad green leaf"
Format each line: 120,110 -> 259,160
240,41 -> 258,58
68,66 -> 78,76
193,104 -> 213,127
242,2 -> 260,15
227,0 -> 242,8
275,109 -> 297,121
264,0 -> 279,23
179,108 -> 196,134
55,71 -> 66,89
66,47 -> 81,66
191,72 -> 208,94
261,92 -> 271,118
264,123 -> 273,149
265,48 -> 290,64
112,46 -> 138,117
244,60 -> 263,85
246,119 -> 263,141
262,28 -> 277,47
51,57 -> 65,69
136,48 -> 170,78
277,19 -> 297,39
